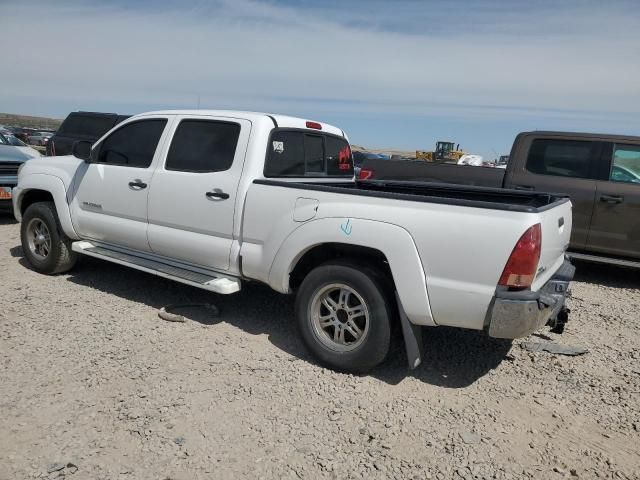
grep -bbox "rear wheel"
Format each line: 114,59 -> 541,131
295,262 -> 392,372
21,202 -> 77,274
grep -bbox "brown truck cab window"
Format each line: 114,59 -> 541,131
610,144 -> 640,184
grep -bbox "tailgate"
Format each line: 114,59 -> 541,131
531,199 -> 572,291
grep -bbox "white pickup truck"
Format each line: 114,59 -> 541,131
13,110 -> 575,372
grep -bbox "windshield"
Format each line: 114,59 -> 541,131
7,135 -> 27,146
439,143 -> 454,153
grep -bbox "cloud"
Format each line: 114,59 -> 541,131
1,0 -> 639,152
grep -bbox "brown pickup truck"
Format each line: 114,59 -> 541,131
359,131 -> 640,267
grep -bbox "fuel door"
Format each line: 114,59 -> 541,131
293,197 -> 319,222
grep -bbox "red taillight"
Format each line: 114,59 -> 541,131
358,168 -> 374,180
499,223 -> 541,289
306,121 -> 322,130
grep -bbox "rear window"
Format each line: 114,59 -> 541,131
326,136 -> 354,176
58,113 -> 117,137
526,139 -> 595,179
265,130 -> 353,178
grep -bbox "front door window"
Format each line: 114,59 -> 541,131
610,144 -> 640,184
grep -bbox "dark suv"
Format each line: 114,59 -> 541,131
47,111 -> 129,156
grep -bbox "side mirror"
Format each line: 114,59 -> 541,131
72,140 -> 93,162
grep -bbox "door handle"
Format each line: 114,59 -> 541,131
514,185 -> 535,191
206,191 -> 230,200
599,194 -> 623,204
128,180 -> 147,189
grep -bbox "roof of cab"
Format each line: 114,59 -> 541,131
523,130 -> 640,142
138,110 -> 345,137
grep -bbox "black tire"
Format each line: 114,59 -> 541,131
20,201 -> 77,274
295,262 -> 393,373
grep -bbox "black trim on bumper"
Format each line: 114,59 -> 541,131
488,258 -> 575,339
0,199 -> 14,213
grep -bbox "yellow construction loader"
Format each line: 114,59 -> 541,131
416,141 -> 465,162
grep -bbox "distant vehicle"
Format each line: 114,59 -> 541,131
46,111 -> 129,156
0,132 -> 41,158
11,128 -> 37,143
495,155 -> 509,169
457,154 -> 483,166
352,151 -> 389,176
416,141 -> 466,162
3,133 -> 41,155
359,131 -> 640,267
27,131 -> 54,146
0,132 -> 40,213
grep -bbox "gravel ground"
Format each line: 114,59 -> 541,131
1,217 -> 639,480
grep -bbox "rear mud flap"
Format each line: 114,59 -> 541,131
395,292 -> 424,370
547,306 -> 570,334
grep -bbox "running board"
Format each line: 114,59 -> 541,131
71,241 -> 241,294
567,252 -> 640,269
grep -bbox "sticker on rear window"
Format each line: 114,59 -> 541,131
272,141 -> 284,154
338,145 -> 351,170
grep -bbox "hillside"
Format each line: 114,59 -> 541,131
0,113 -> 62,130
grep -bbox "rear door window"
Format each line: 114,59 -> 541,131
526,139 -> 596,179
165,120 -> 241,173
265,130 -> 353,177
96,119 -> 167,168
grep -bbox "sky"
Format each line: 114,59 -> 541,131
1,0 -> 639,159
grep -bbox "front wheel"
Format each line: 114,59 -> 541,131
20,201 -> 77,274
295,262 -> 392,372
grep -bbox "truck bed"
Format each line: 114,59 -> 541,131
361,158 -> 506,188
245,178 -> 572,332
254,179 -> 569,213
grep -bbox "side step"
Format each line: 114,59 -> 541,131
567,252 -> 640,269
71,241 -> 241,294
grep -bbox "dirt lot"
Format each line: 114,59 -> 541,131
1,217 -> 639,480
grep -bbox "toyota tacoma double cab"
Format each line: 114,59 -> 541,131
13,110 -> 574,372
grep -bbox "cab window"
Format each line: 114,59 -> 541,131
610,144 -> 640,184
265,130 -> 353,178
166,120 -> 240,173
95,119 -> 167,168
526,139 -> 595,179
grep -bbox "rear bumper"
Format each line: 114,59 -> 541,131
0,199 -> 13,213
488,259 -> 575,339
0,183 -> 15,213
